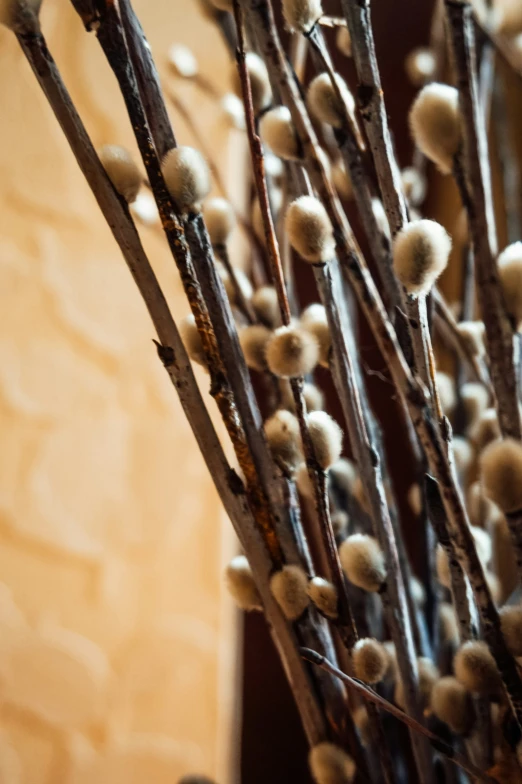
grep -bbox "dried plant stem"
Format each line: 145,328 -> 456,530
13,11 -> 334,752
244,0 -> 522,729
446,1 -> 521,442
301,648 -> 498,784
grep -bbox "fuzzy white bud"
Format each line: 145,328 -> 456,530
430,676 -> 473,735
393,219 -> 452,296
307,72 -> 355,129
162,146 -> 210,213
439,602 -> 458,644
339,534 -> 386,593
480,437 -> 522,513
308,576 -> 338,619
225,555 -> 262,611
307,411 -> 343,470
180,314 -> 207,370
452,436 -> 474,478
270,564 -> 310,620
409,83 -> 461,174
401,166 -> 427,207
469,407 -> 500,451
352,638 -> 388,684
497,242 -> 522,329
239,325 -> 271,372
500,605 -> 522,656
331,510 -> 349,538
221,93 -> 246,131
410,576 -> 426,607
99,145 -> 141,203
405,47 -> 437,87
282,0 -> 322,32
436,371 -> 456,415
456,320 -> 486,357
252,286 -> 281,328
309,743 -> 356,784
265,409 -> 303,473
396,657 -> 438,710
454,640 -> 500,696
286,196 -> 335,263
330,458 -> 357,496
259,106 -> 301,160
461,382 -> 489,428
301,307 -> 331,367
131,191 -> 159,226
231,52 -> 271,114
332,159 -> 353,200
168,44 -> 198,78
202,198 -> 235,245
266,325 -> 319,378
281,379 -> 324,413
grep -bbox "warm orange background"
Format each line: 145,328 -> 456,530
0,2 -> 240,782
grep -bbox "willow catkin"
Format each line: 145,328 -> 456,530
286,196 -> 335,262
480,438 -> 522,513
409,83 -> 461,174
307,411 -> 343,470
282,0 -> 323,32
266,325 -> 319,378
99,145 -> 141,203
461,382 -> 490,428
270,565 -> 310,620
393,219 -> 452,296
168,44 -> 198,78
264,409 -> 303,473
259,105 -> 301,161
456,320 -> 486,357
339,534 -> 386,592
307,72 -> 355,129
395,657 -> 439,710
500,605 -> 522,656
202,198 -> 235,245
405,47 -> 437,86
180,314 -> 208,370
239,325 -> 272,372
309,743 -> 356,784
470,407 -> 501,451
454,640 -> 501,696
430,676 -> 474,735
308,577 -> 338,619
162,146 -> 210,213
225,555 -> 262,611
251,286 -> 281,328
352,638 -> 388,684
231,52 -> 271,114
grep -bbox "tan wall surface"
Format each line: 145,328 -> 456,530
0,2 -> 239,782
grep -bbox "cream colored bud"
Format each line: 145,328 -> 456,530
307,411 -> 343,470
180,314 -> 207,370
270,564 -> 310,620
336,26 -> 352,57
436,371 -> 456,415
252,286 -> 281,328
401,166 -> 427,206
307,72 -> 355,129
99,145 -> 141,203
339,534 -> 386,592
231,52 -> 271,114
497,242 -> 522,329
454,640 -> 501,696
500,605 -> 522,656
308,576 -> 338,619
309,743 -> 356,784
452,436 -> 474,478
480,438 -> 522,513
330,459 -> 357,496
221,93 -> 246,130
266,325 -> 319,378
396,657 -> 439,710
302,319 -> 331,367
239,325 -> 271,372
260,106 -> 301,160
431,676 -> 473,735
466,480 -> 500,528
281,379 -> 324,413
409,83 -> 461,174
331,510 -> 349,538
393,219 -> 452,296
461,383 -> 489,428
265,409 -> 303,473
202,198 -> 235,245
331,158 -> 353,200
410,576 -> 426,607
162,146 -> 210,212
286,196 -> 335,263
282,0 -> 322,33
439,602 -> 458,644
469,407 -> 500,451
225,555 -> 262,611
456,320 -> 486,357
168,44 -> 198,78
352,638 -> 388,684
405,47 -> 437,86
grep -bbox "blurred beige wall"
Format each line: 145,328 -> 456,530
0,1 -> 240,782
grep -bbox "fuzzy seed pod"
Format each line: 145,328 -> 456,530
486,571 -> 501,604
336,26 -> 352,58
301,302 -> 327,327
352,638 -> 388,684
454,640 -> 501,695
168,44 -> 198,78
461,382 -> 489,428
436,545 -> 451,589
286,196 -> 335,263
231,52 -> 271,114
470,407 -> 500,452
467,480 -> 501,528
456,320 -> 486,357
0,0 -> 41,28
497,242 -> 522,328
252,286 -> 281,328
372,198 -> 391,240
302,319 -> 331,367
202,198 -> 235,245
452,436 -> 474,479
395,657 -> 439,710
500,605 -> 522,656
131,192 -> 159,226
309,743 -> 356,784
308,576 -> 338,619
330,458 -> 357,496
405,47 -> 437,86
332,159 -> 353,200
409,83 -> 461,174
436,371 -> 456,415
307,411 -> 343,470
266,325 -> 319,378
282,0 -> 322,32
439,602 -> 458,644
239,324 -> 271,372
307,72 -> 355,129
225,555 -> 262,611
259,106 -> 301,160
162,146 -> 210,212
265,409 -> 303,473
339,534 -> 386,592
221,93 -> 246,131
393,219 -> 452,296
99,145 -> 141,203
410,576 -> 426,607
401,166 -> 427,207
180,314 -> 208,370
481,438 -> 522,513
270,564 -> 310,620
431,676 -> 473,735
281,379 -> 324,413
471,525 -> 492,566
331,510 -> 349,538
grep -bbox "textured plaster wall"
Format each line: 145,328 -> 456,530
0,1 -> 239,782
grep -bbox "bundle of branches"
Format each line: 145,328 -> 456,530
5,0 -> 522,780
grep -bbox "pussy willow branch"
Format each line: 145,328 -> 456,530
243,0 -> 522,730
446,0 -> 521,443
11,8 -> 334,752
301,648 -> 498,784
